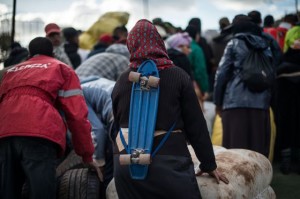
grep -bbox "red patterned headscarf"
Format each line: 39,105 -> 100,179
127,19 -> 174,70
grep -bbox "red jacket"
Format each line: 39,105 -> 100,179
263,27 -> 278,41
0,55 -> 94,163
264,27 -> 287,51
276,27 -> 288,51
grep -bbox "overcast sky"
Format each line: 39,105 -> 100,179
0,0 -> 298,32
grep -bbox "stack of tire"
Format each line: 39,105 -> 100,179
22,150 -> 102,199
55,150 -> 102,199
58,168 -> 101,199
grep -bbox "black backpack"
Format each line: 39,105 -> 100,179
239,38 -> 276,92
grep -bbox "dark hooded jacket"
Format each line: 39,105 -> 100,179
64,42 -> 81,69
4,47 -> 29,68
214,33 -> 273,110
167,48 -> 193,79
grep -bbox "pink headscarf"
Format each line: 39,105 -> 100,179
126,19 -> 174,70
165,32 -> 192,49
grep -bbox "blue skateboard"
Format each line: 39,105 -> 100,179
119,60 -> 160,180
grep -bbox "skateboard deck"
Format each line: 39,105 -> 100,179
119,60 -> 160,180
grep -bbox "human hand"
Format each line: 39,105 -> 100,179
86,159 -> 104,182
291,39 -> 300,49
202,92 -> 210,101
196,168 -> 229,184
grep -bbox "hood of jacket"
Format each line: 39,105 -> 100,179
234,33 -> 269,50
105,44 -> 130,59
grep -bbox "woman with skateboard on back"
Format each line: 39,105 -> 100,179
111,19 -> 228,199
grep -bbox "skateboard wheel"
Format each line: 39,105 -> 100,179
147,76 -> 160,88
138,154 -> 151,165
119,154 -> 131,165
128,72 -> 141,82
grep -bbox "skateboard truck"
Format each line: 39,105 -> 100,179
140,77 -> 150,91
131,149 -> 145,164
119,148 -> 151,165
128,71 -> 160,91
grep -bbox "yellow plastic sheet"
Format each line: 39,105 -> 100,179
79,11 -> 130,50
211,114 -> 223,146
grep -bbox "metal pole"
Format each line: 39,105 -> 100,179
11,0 -> 16,46
296,0 -> 300,21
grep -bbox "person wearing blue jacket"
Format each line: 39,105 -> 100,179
81,76 -> 115,164
80,76 -> 115,192
214,15 -> 272,157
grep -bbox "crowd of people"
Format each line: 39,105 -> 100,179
1,9 -> 300,199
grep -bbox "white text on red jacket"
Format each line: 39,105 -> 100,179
7,63 -> 51,73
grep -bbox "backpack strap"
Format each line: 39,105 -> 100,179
151,122 -> 176,158
119,128 -> 129,154
120,121 -> 177,158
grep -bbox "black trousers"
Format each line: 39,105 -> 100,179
113,133 -> 201,199
222,108 -> 271,157
276,78 -> 300,150
0,136 -> 58,199
114,154 -> 201,199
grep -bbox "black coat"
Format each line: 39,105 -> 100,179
214,33 -> 272,110
4,47 -> 29,68
167,48 -> 193,79
64,43 -> 81,69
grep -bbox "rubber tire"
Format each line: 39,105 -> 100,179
128,72 -> 141,82
119,154 -> 131,165
56,150 -> 83,178
139,154 -> 151,165
58,168 -> 101,199
147,76 -> 160,88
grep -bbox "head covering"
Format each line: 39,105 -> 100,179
188,17 -> 201,33
219,17 -> 230,30
263,15 -> 274,27
185,25 -> 198,40
126,19 -> 173,70
63,27 -> 78,41
11,42 -> 21,49
232,14 -> 261,36
152,17 -> 163,25
165,32 -> 192,49
29,37 -> 53,57
283,14 -> 298,26
99,33 -> 114,44
113,26 -> 128,42
247,10 -> 262,25
45,23 -> 61,36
